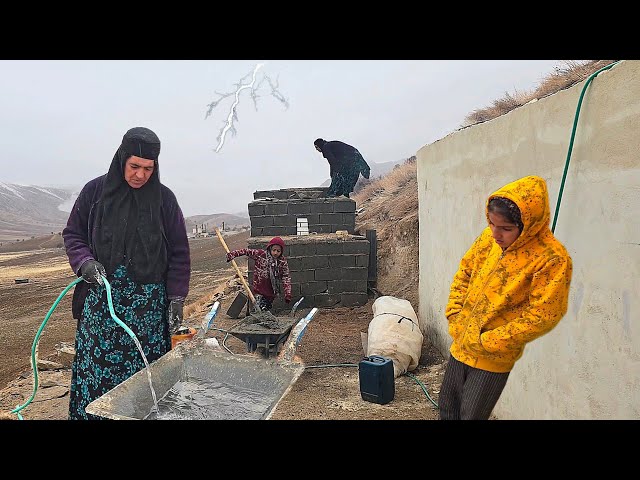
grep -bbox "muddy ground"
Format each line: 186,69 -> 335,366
0,231 -> 446,421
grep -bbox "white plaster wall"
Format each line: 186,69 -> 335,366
417,60 -> 640,419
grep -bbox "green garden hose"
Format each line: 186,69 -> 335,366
10,275 -> 142,420
551,60 -> 621,233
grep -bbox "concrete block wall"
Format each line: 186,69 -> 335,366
247,234 -> 370,311
249,195 -> 356,237
254,187 -> 329,200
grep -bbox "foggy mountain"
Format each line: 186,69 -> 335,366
0,183 -> 77,241
0,182 -> 250,243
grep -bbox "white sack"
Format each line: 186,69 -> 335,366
366,296 -> 423,378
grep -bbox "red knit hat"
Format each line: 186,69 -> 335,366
267,236 -> 285,250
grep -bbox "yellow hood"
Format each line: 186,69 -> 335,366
486,175 -> 550,250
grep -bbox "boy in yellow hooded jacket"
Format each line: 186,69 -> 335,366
439,175 -> 572,420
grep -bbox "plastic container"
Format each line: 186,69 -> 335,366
171,327 -> 197,349
358,355 -> 395,405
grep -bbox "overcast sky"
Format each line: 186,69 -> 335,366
0,60 -> 562,216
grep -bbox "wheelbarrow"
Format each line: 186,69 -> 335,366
84,307 -> 318,420
227,313 -> 301,358
226,297 -> 307,358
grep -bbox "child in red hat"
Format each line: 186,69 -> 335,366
227,236 -> 292,311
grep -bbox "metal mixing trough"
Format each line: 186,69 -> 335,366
85,307 -> 317,420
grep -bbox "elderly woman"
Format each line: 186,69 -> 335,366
62,127 -> 191,420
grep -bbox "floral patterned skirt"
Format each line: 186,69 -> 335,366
68,264 -> 170,420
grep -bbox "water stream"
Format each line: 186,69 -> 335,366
130,335 -> 159,416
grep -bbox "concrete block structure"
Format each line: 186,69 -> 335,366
246,188 -> 372,311
249,188 -> 356,237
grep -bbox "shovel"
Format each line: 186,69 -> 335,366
214,227 -> 261,312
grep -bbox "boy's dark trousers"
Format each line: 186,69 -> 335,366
244,294 -> 275,316
256,294 -> 274,311
439,354 -> 510,420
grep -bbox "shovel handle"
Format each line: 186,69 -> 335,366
215,228 -> 257,306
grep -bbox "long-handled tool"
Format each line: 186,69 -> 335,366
214,227 -> 260,311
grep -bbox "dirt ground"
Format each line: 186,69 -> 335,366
0,231 -> 446,421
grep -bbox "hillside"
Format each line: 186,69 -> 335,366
0,183 -> 75,241
353,157 -> 419,307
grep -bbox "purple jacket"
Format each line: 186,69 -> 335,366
63,175 -> 190,316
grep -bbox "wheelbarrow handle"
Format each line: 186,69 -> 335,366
201,301 -> 220,334
279,307 -> 318,364
214,227 -> 258,306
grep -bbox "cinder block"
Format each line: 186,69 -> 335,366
288,202 -> 311,215
314,268 -> 343,281
328,279 -> 366,294
302,256 -> 329,269
309,201 -> 335,214
333,199 -> 356,213
343,241 -> 370,254
300,281 -> 329,296
319,213 -> 343,224
265,203 -> 289,216
355,254 -> 369,267
250,227 -> 263,237
253,189 -> 289,200
261,226 -> 289,237
312,293 -> 341,308
226,291 -> 248,319
286,257 -> 303,272
254,188 -> 329,201
251,216 -> 273,227
342,213 -> 356,225
290,270 -> 315,283
318,224 -> 335,233
247,240 -> 263,249
287,283 -> 302,297
272,215 -> 297,227
340,293 -> 369,306
354,280 -> 368,292
248,203 -> 265,216
303,213 -> 320,226
327,280 -> 358,294
291,243 -> 316,256
316,242 -> 343,255
329,255 -> 356,268
340,267 -> 368,281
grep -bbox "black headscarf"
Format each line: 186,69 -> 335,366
92,127 -> 168,283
